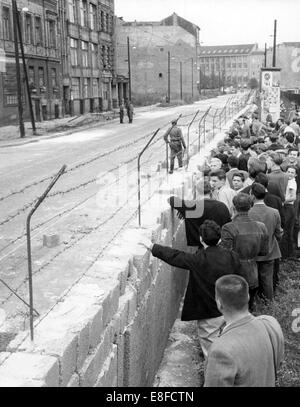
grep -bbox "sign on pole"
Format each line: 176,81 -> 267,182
260,67 -> 281,123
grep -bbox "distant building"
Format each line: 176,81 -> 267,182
63,0 -> 117,116
115,13 -> 200,104
198,44 -> 264,90
0,0 -> 62,125
266,42 -> 300,90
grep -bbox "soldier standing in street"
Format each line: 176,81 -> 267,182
164,119 -> 186,174
119,100 -> 125,124
126,101 -> 134,123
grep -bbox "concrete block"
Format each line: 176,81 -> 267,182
101,280 -> 120,328
94,345 -> 118,387
43,234 -> 60,248
58,334 -> 78,387
132,251 -> 151,281
116,334 -> 125,387
89,306 -> 103,350
0,352 -> 59,387
73,322 -> 90,371
67,373 -> 80,387
127,287 -> 138,323
80,329 -> 113,387
118,263 -> 130,296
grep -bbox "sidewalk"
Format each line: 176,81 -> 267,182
154,314 -> 205,387
0,104 -> 160,148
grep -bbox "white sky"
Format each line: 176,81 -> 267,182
114,0 -> 300,49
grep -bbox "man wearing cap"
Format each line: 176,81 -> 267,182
164,120 -> 186,174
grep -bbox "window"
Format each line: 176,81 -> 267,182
71,77 -> 80,98
70,38 -> 78,65
102,45 -> 107,68
38,67 -> 45,87
28,66 -> 35,86
68,0 -> 77,23
51,68 -> 57,87
83,77 -> 89,98
25,13 -> 33,44
79,0 -> 88,27
91,43 -> 98,68
35,16 -> 42,46
81,41 -> 89,67
100,10 -> 104,31
2,6 -> 11,40
92,78 -> 99,96
89,3 -> 97,30
106,13 -> 110,33
48,20 -> 56,48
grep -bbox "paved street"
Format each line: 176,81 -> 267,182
0,94 -> 234,334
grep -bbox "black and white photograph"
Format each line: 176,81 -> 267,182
0,0 -> 299,391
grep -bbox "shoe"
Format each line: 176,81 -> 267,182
169,171 -> 173,174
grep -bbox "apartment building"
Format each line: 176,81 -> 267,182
0,0 -> 61,124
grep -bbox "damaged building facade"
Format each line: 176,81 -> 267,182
0,0 -> 129,125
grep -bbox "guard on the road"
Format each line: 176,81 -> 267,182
119,101 -> 125,124
164,119 -> 186,174
126,101 -> 134,123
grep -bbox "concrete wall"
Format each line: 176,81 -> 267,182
0,192 -> 189,387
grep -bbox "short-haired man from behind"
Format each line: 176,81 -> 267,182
220,193 -> 269,310
267,152 -> 289,203
204,275 -> 284,387
139,220 -> 241,359
249,183 -> 283,301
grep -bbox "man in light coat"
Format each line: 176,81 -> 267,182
204,275 -> 284,387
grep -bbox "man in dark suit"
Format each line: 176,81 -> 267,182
204,275 -> 284,387
249,183 -> 283,301
168,181 -> 231,247
139,220 -> 241,358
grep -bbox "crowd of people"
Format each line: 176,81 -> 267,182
140,107 -> 300,386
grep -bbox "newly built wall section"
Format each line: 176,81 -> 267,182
0,191 -> 190,387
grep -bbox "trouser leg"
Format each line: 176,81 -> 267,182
197,316 -> 225,359
273,258 -> 280,292
249,287 -> 258,311
281,205 -> 296,258
258,260 -> 274,301
170,149 -> 176,172
177,150 -> 183,167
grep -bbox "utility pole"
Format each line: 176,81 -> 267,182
167,51 -> 170,103
191,57 -> 194,99
15,2 -> 36,135
272,19 -> 277,67
127,36 -> 131,101
264,42 -> 267,67
180,61 -> 182,100
12,0 -> 25,138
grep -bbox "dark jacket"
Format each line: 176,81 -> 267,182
264,192 -> 284,227
220,213 -> 269,288
164,126 -> 186,150
249,203 -> 283,261
151,244 -> 241,320
267,169 -> 289,203
169,196 -> 231,246
238,152 -> 251,171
